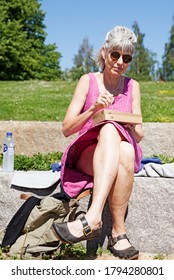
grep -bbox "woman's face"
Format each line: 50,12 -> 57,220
103,48 -> 132,76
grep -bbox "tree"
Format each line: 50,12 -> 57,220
127,21 -> 157,81
162,16 -> 174,81
69,37 -> 99,80
0,0 -> 61,80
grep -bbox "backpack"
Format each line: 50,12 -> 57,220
2,189 -> 91,258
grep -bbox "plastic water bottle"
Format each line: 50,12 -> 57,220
2,132 -> 15,172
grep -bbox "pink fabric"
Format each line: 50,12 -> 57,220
60,73 -> 142,198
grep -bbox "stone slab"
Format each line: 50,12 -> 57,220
0,121 -> 174,157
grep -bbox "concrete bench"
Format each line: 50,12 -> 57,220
0,121 -> 174,255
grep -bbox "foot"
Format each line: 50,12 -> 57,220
64,216 -> 101,239
108,234 -> 139,260
52,216 -> 102,244
113,236 -> 131,250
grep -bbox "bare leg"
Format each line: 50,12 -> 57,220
66,123 -> 123,237
108,141 -> 135,250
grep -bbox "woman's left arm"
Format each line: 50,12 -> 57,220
126,80 -> 144,143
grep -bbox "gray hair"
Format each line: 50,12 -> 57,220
97,26 -> 137,70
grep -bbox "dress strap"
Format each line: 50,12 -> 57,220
87,73 -> 100,99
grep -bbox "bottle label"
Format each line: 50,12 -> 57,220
3,144 -> 8,153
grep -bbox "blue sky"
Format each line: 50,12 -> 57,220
40,0 -> 174,70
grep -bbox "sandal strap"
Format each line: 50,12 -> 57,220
110,234 -> 129,246
80,216 -> 92,236
117,234 -> 129,242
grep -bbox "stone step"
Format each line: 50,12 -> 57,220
0,121 -> 174,157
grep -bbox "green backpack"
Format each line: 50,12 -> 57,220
8,189 -> 91,258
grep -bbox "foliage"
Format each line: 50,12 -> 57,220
0,1 -> 174,82
0,242 -> 110,260
127,22 -> 157,81
53,244 -> 88,260
0,242 -> 173,260
63,18 -> 174,82
0,151 -> 63,170
0,0 -> 61,80
153,254 -> 165,260
153,154 -> 174,164
0,153 -> 2,166
0,151 -> 173,170
69,37 -> 99,80
162,16 -> 174,81
13,151 -> 63,171
67,66 -> 86,81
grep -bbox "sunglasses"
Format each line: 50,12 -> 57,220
110,51 -> 132,63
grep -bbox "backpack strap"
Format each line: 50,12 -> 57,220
70,189 -> 92,207
20,193 -> 31,200
1,196 -> 41,248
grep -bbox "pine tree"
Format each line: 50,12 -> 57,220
162,16 -> 174,81
127,21 -> 157,81
0,0 -> 61,80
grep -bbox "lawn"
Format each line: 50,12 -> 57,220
0,80 -> 75,121
140,81 -> 174,122
0,80 -> 174,122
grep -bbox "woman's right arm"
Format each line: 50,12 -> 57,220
62,74 -> 99,137
62,74 -> 114,137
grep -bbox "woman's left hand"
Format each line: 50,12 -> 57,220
124,123 -> 144,143
124,124 -> 136,133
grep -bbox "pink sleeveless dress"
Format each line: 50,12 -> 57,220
61,73 -> 142,198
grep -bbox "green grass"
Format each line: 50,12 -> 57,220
140,81 -> 174,122
0,80 -> 174,122
0,243 -> 111,260
0,80 -> 75,121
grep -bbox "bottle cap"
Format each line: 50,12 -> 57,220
6,132 -> 12,137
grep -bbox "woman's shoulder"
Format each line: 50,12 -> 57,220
79,72 -> 100,84
79,73 -> 90,81
124,76 -> 139,86
131,78 -> 140,89
77,74 -> 90,88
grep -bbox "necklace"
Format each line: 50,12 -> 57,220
97,73 -> 124,96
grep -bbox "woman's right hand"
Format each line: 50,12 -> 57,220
93,91 -> 114,110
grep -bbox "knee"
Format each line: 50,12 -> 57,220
99,123 -> 120,141
119,142 -> 135,172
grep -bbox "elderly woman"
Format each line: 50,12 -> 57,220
52,25 -> 144,259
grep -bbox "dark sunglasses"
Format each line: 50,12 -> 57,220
110,51 -> 132,63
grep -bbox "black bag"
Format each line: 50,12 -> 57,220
1,196 -> 41,248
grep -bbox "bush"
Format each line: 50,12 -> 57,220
0,151 -> 63,171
